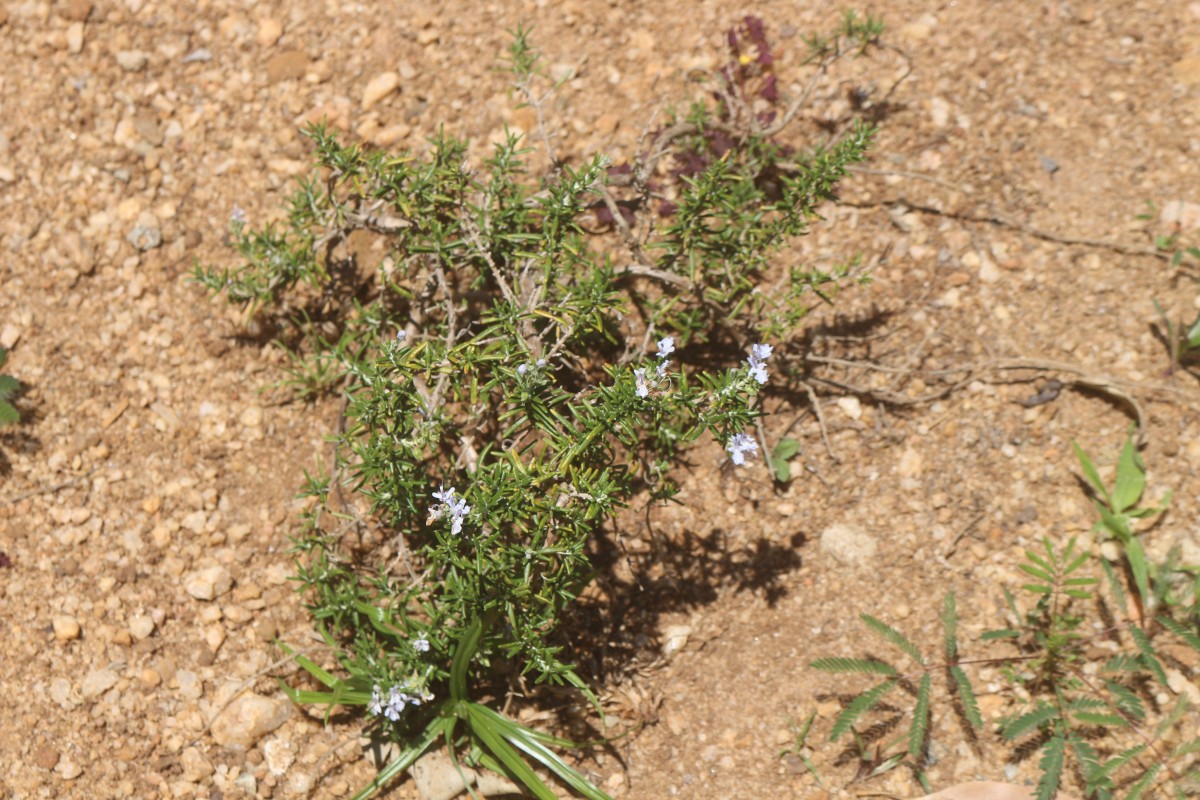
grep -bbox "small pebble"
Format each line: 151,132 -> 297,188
115,50 -> 148,72
361,71 -> 400,110
129,614 -> 155,640
53,615 -> 81,641
81,668 -> 119,698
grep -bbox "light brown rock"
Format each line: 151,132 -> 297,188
210,693 -> 292,751
362,71 -> 400,110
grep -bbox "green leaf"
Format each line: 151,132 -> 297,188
941,592 -> 958,662
0,401 -> 18,426
770,456 -> 791,483
1071,711 -> 1126,728
1019,563 -> 1056,584
1125,537 -> 1151,604
1112,435 -> 1146,513
1100,559 -> 1128,615
772,437 -> 801,460
1001,703 -> 1059,741
1072,440 -> 1111,507
1125,763 -> 1162,800
1104,679 -> 1145,721
1173,736 -> 1200,758
809,657 -> 898,676
860,614 -> 923,664
950,666 -> 983,729
1129,625 -> 1168,684
981,629 -> 1022,640
470,704 -> 614,800
466,704 -> 558,800
450,616 -> 486,703
908,673 -> 931,758
829,680 -> 898,741
0,375 -> 19,396
349,723 -> 442,800
1158,615 -> 1200,653
1034,734 -> 1064,800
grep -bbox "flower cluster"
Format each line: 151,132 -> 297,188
516,357 -> 548,377
429,485 -> 470,535
368,683 -> 433,722
746,342 -> 773,385
726,432 -> 759,466
635,337 -> 675,398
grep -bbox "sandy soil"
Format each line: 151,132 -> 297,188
3,1 -> 1200,798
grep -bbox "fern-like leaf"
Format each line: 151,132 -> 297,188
1070,736 -> 1113,800
1101,653 -> 1142,674
809,657 -> 898,676
1158,696 -> 1191,739
950,665 -> 983,730
1173,736 -> 1200,758
1071,711 -> 1126,728
1035,734 -> 1065,800
908,673 -> 932,759
1104,679 -> 1145,721
1128,625 -> 1168,684
1002,703 -> 1059,741
860,614 -> 924,664
1100,559 -> 1128,616
1125,763 -> 1162,800
829,680 -> 897,741
1158,615 -> 1200,653
941,592 -> 958,662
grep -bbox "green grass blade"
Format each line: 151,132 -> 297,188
908,673 -> 931,759
830,680 -> 897,741
473,705 -> 613,800
860,614 -> 923,664
809,657 -> 898,676
451,617 -> 485,703
465,704 -> 558,800
349,723 -> 442,800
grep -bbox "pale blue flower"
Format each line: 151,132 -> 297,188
634,368 -> 650,398
413,636 -> 430,653
726,433 -> 758,466
396,329 -> 407,344
746,342 -> 773,385
517,363 -> 529,376
751,342 -> 773,361
656,336 -> 675,359
368,685 -> 385,716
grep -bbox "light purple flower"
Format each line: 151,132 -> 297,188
748,359 -> 769,385
634,368 -> 650,398
726,433 -> 759,466
751,342 -> 773,361
368,685 -> 385,716
517,363 -> 529,376
413,636 -> 430,653
656,336 -> 675,359
230,204 -> 248,224
430,485 -> 470,534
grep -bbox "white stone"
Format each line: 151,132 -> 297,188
836,396 -> 862,420
819,523 -> 878,566
184,565 -> 233,600
81,668 -> 119,698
